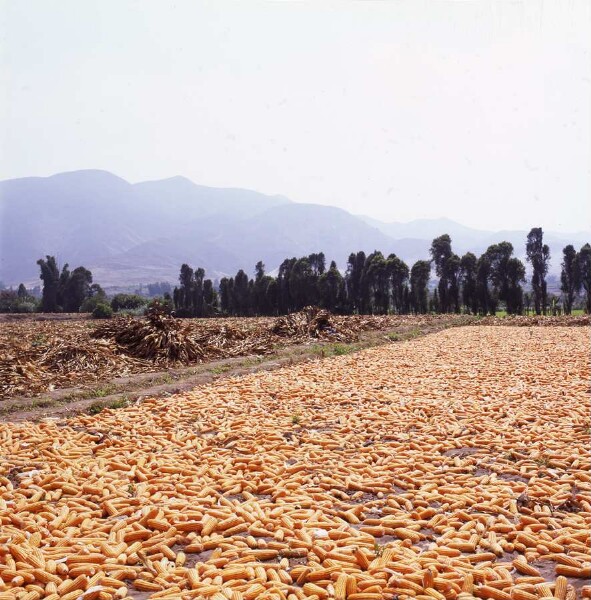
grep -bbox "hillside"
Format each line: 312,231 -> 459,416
0,170 -> 588,287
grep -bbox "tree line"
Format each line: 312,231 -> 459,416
2,227 -> 589,316
171,228 -> 591,318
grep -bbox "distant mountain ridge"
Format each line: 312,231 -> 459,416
0,170 -> 588,287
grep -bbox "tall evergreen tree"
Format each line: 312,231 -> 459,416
445,254 -> 461,313
504,258 -> 526,315
410,260 -> 430,314
193,268 -> 205,317
460,252 -> 478,314
57,263 -> 71,310
430,235 -> 454,312
526,227 -> 550,315
289,258 -> 315,310
178,264 -> 194,312
363,252 -> 389,314
560,245 -> 579,315
277,258 -> 297,314
219,277 -> 232,314
387,254 -> 409,314
64,266 -> 93,312
578,243 -> 591,314
476,254 -> 493,315
37,255 -> 60,312
345,251 -> 366,313
318,261 -> 345,313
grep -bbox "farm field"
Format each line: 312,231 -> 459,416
0,325 -> 589,600
0,312 -> 471,403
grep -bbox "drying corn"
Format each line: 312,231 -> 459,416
1,325 -> 589,600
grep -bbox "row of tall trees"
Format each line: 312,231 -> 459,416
172,264 -> 217,317
561,242 -> 591,314
9,230 -> 590,316
172,229 -> 591,317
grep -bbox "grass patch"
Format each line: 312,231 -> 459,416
88,396 -> 129,415
108,397 -> 129,410
210,364 -> 233,375
329,344 -> 355,356
88,402 -> 105,415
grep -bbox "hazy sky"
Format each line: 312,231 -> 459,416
1,1 -> 589,232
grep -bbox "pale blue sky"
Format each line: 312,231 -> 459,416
1,1 -> 589,232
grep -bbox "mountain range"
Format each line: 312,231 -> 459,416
0,170 -> 588,289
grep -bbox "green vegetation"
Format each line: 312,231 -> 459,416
210,364 -> 233,375
92,303 -> 113,319
3,230 -> 590,317
88,397 -> 129,415
110,293 -> 148,312
174,230 -> 589,318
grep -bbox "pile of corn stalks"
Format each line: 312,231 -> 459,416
271,306 -> 351,341
92,306 -> 204,364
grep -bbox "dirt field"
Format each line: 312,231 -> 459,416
0,325 -> 589,599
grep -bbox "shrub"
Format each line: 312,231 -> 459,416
92,303 -> 113,319
111,294 -> 148,312
80,294 -> 107,313
14,301 -> 38,313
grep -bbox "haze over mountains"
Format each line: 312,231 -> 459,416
0,170 -> 588,288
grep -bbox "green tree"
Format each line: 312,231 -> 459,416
486,242 -> 524,315
219,277 -> 232,314
526,227 -> 551,315
57,263 -> 71,310
345,251 -> 366,313
362,251 -> 389,314
476,253 -> 493,315
560,245 -> 579,315
202,279 -> 217,316
289,258 -> 315,310
265,279 -> 279,316
178,264 -> 194,313
277,258 -> 297,314
410,260 -> 430,314
318,261 -> 345,312
460,252 -> 478,314
253,262 -> 275,315
193,267 -> 205,317
505,258 -> 526,314
430,235 -> 458,313
387,254 -> 409,314
37,255 -> 61,312
578,243 -> 591,313
233,269 -> 250,315
64,266 -> 93,312
111,293 -> 147,312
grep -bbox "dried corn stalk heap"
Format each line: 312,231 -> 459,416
1,326 -> 589,599
91,307 -> 204,365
